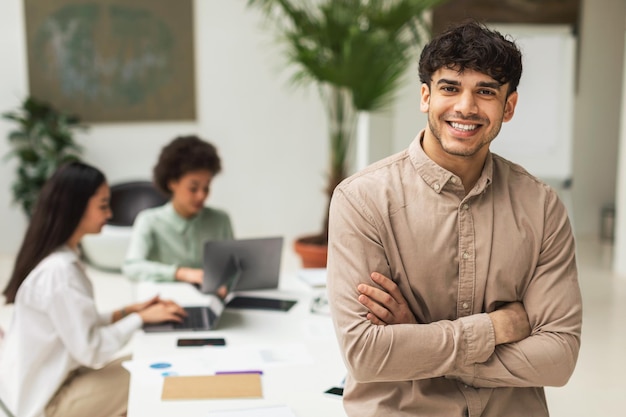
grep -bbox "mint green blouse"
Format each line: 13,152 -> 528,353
122,203 -> 234,281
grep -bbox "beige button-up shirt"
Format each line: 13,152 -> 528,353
327,134 -> 582,417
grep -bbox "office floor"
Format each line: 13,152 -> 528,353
0,236 -> 624,416
544,237 -> 626,417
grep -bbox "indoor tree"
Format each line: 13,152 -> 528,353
3,97 -> 85,216
247,0 -> 445,262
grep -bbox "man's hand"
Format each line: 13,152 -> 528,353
488,301 -> 531,345
357,272 -> 417,325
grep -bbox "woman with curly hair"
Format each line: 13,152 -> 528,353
122,135 -> 234,283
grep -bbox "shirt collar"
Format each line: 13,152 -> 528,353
164,201 -> 198,233
408,129 -> 493,195
59,244 -> 80,259
59,245 -> 84,272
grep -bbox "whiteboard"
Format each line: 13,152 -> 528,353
489,25 -> 576,183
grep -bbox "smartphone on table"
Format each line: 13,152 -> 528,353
176,338 -> 226,347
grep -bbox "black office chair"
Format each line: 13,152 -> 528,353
107,181 -> 168,226
80,181 -> 168,271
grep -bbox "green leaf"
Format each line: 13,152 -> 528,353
247,0 -> 447,241
2,96 -> 86,216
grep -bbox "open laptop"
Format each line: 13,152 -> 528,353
143,256 -> 242,333
200,236 -> 284,294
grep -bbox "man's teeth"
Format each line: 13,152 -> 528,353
450,122 -> 477,131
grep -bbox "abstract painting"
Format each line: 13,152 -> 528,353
432,0 -> 581,35
24,0 -> 196,122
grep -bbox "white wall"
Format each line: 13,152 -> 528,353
0,1 -> 329,274
0,0 -> 28,255
490,25 -> 576,183
572,0 -> 626,238
391,62 -> 426,153
613,25 -> 626,277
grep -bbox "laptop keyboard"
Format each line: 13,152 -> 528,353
173,307 -> 213,330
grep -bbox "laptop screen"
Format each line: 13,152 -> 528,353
201,237 -> 284,294
142,256 -> 243,333
214,255 -> 242,302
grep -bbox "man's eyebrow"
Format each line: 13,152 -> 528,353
436,78 -> 502,90
477,80 -> 502,89
436,78 -> 460,86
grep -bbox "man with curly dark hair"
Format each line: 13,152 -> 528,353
123,135 -> 234,283
327,20 -> 582,416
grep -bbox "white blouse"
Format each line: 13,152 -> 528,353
0,246 -> 142,417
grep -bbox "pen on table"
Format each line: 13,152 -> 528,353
215,370 -> 263,375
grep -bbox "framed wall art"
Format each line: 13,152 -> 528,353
432,0 -> 581,35
24,0 -> 196,122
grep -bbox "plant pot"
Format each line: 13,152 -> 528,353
294,235 -> 328,268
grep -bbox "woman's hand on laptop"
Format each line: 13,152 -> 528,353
175,267 -> 204,284
136,298 -> 188,324
113,296 -> 187,324
128,295 -> 161,312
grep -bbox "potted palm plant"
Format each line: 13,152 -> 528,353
247,0 -> 445,267
3,97 -> 85,217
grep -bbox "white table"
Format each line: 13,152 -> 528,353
127,278 -> 348,417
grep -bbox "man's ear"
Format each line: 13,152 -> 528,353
503,91 -> 518,122
420,83 -> 430,113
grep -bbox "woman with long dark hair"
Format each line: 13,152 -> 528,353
0,161 -> 186,417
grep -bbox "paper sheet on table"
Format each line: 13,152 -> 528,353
136,281 -> 211,306
297,268 -> 327,287
123,343 -> 313,378
161,374 -> 262,400
206,405 -> 296,417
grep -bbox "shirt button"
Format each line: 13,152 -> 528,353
462,204 -> 469,210
450,177 -> 457,184
462,302 -> 469,309
433,183 -> 440,191
462,251 -> 469,259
